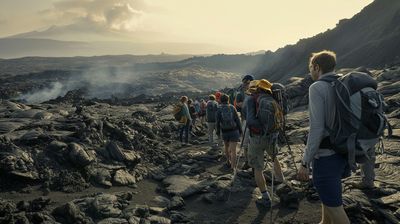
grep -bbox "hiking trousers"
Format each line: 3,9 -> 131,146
179,120 -> 190,143
360,148 -> 376,187
241,120 -> 250,162
207,122 -> 216,144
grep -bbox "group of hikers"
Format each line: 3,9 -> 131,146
173,50 -> 390,224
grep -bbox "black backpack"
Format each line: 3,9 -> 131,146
206,101 -> 218,122
219,105 -> 237,131
319,72 -> 392,171
271,83 -> 290,115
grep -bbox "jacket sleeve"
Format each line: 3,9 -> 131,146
183,104 -> 192,121
241,95 -> 248,119
205,102 -> 209,122
216,108 -> 221,135
302,83 -> 326,165
245,96 -> 262,129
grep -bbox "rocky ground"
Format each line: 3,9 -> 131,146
0,66 -> 399,224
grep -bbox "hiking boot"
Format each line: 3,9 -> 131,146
255,196 -> 272,208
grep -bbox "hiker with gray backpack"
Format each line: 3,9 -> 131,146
206,94 -> 219,147
245,79 -> 285,207
298,50 -> 391,224
216,94 -> 242,171
297,51 -> 351,224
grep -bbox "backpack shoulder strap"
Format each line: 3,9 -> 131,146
252,94 -> 260,117
229,104 -> 235,114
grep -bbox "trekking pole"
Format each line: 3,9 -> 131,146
275,88 -> 301,173
227,124 -> 247,202
270,143 -> 276,224
281,130 -> 299,173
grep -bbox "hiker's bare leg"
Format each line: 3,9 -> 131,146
319,204 -> 332,224
229,142 -> 238,170
324,205 -> 349,224
254,168 -> 267,192
224,140 -> 230,164
273,158 -> 285,182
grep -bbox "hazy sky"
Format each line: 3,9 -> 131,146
0,0 -> 373,53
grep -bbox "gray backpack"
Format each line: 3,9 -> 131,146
320,72 -> 392,171
219,105 -> 237,131
250,94 -> 283,135
206,101 -> 218,122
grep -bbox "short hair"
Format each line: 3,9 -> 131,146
209,94 -> 216,100
309,50 -> 337,74
180,96 -> 188,103
220,94 -> 229,104
187,99 -> 192,104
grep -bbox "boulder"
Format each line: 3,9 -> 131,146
0,122 -> 24,134
106,142 -> 141,165
147,215 -> 171,224
91,167 -> 112,187
52,202 -> 93,224
113,169 -> 136,186
3,101 -> 30,111
10,109 -> 43,118
98,218 -> 129,224
33,111 -> 53,120
168,196 -> 184,210
151,196 -> 170,208
163,175 -> 214,197
68,143 -> 94,167
47,140 -> 68,153
378,81 -> 400,95
20,129 -> 44,141
91,194 -> 122,218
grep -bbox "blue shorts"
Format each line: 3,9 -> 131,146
222,129 -> 240,142
312,153 -> 350,207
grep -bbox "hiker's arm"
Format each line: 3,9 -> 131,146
236,92 -> 244,107
245,97 -> 262,129
216,110 -> 221,136
303,84 -> 326,165
183,105 -> 192,121
241,96 -> 248,118
205,104 -> 209,122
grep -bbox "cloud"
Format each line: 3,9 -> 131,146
41,0 -> 148,32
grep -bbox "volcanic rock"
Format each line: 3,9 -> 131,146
113,169 -> 136,186
163,175 -> 214,197
68,143 -> 95,167
91,194 -> 122,218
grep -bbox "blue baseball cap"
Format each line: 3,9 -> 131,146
242,74 -> 255,82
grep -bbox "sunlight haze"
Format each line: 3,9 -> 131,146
0,0 -> 374,54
